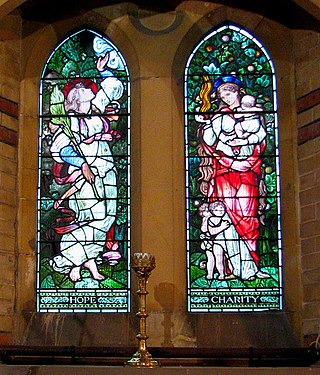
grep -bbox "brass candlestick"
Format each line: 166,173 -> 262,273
126,252 -> 159,367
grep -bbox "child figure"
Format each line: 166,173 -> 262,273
232,94 -> 264,155
199,201 -> 232,280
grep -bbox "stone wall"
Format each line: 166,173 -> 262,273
0,13 -> 21,345
15,3 -> 300,348
294,29 -> 320,343
0,0 -> 317,349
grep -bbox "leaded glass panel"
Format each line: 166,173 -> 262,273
185,25 -> 282,312
37,29 -> 130,312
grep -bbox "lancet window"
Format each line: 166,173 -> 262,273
37,29 -> 131,312
185,25 -> 282,312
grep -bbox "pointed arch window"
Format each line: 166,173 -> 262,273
37,29 -> 131,312
185,25 -> 282,312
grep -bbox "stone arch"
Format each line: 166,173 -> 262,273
17,18 -> 140,344
172,9 -> 299,345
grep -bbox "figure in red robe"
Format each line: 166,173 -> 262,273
196,75 -> 269,280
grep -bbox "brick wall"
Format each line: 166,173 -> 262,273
0,15 -> 20,345
294,29 -> 320,342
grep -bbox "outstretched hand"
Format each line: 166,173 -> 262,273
96,54 -> 109,72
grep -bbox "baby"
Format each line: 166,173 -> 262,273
234,95 -> 263,140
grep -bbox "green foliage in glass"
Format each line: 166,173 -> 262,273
187,28 -> 274,114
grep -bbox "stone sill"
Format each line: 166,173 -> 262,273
0,346 -> 319,368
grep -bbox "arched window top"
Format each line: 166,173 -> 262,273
42,28 -> 129,78
40,28 -> 130,117
37,28 -> 131,313
186,24 -> 275,74
184,24 -> 282,312
185,24 -> 277,114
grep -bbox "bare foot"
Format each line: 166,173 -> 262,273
84,259 -> 105,280
217,275 -> 226,280
69,266 -> 81,282
256,270 -> 270,279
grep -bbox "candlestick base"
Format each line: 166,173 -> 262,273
125,350 -> 159,367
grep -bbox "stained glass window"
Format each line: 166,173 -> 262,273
185,25 -> 282,312
37,29 -> 130,312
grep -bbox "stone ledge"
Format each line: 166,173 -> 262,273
0,346 -> 319,368
1,365 -> 320,375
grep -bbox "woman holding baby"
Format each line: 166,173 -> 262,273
195,74 -> 269,280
